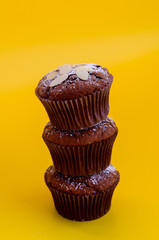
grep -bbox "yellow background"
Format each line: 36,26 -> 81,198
0,0 -> 159,239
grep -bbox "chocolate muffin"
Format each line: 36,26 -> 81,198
43,117 -> 118,176
45,164 -> 120,221
35,63 -> 113,130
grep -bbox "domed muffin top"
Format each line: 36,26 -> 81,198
43,117 -> 118,146
35,63 -> 113,101
45,164 -> 120,195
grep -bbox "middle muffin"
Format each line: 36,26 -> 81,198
43,117 -> 118,176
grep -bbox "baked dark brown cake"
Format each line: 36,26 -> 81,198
45,164 -> 120,221
35,63 -> 113,130
35,63 -> 119,221
43,117 -> 118,176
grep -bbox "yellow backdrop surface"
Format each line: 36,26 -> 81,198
0,1 -> 159,239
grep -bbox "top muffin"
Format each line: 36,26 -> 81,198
35,63 -> 113,130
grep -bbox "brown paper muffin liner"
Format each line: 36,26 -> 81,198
43,132 -> 117,176
47,185 -> 117,221
37,88 -> 110,130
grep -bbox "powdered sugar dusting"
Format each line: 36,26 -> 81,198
88,164 -> 116,186
46,164 -> 118,195
106,164 -> 116,173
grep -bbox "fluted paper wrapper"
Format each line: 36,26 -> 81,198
43,132 -> 117,176
47,186 -> 116,221
37,88 -> 110,130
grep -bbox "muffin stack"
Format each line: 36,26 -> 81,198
35,63 -> 120,221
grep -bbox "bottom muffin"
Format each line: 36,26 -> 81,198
45,164 -> 120,221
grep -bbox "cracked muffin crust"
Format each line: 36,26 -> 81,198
43,117 -> 118,146
45,164 -> 120,195
35,63 -> 113,101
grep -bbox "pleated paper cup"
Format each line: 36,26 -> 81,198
43,131 -> 117,177
46,183 -> 118,221
36,88 -> 110,130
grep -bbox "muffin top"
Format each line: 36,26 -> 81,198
45,164 -> 120,195
35,63 -> 113,101
43,117 -> 118,146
